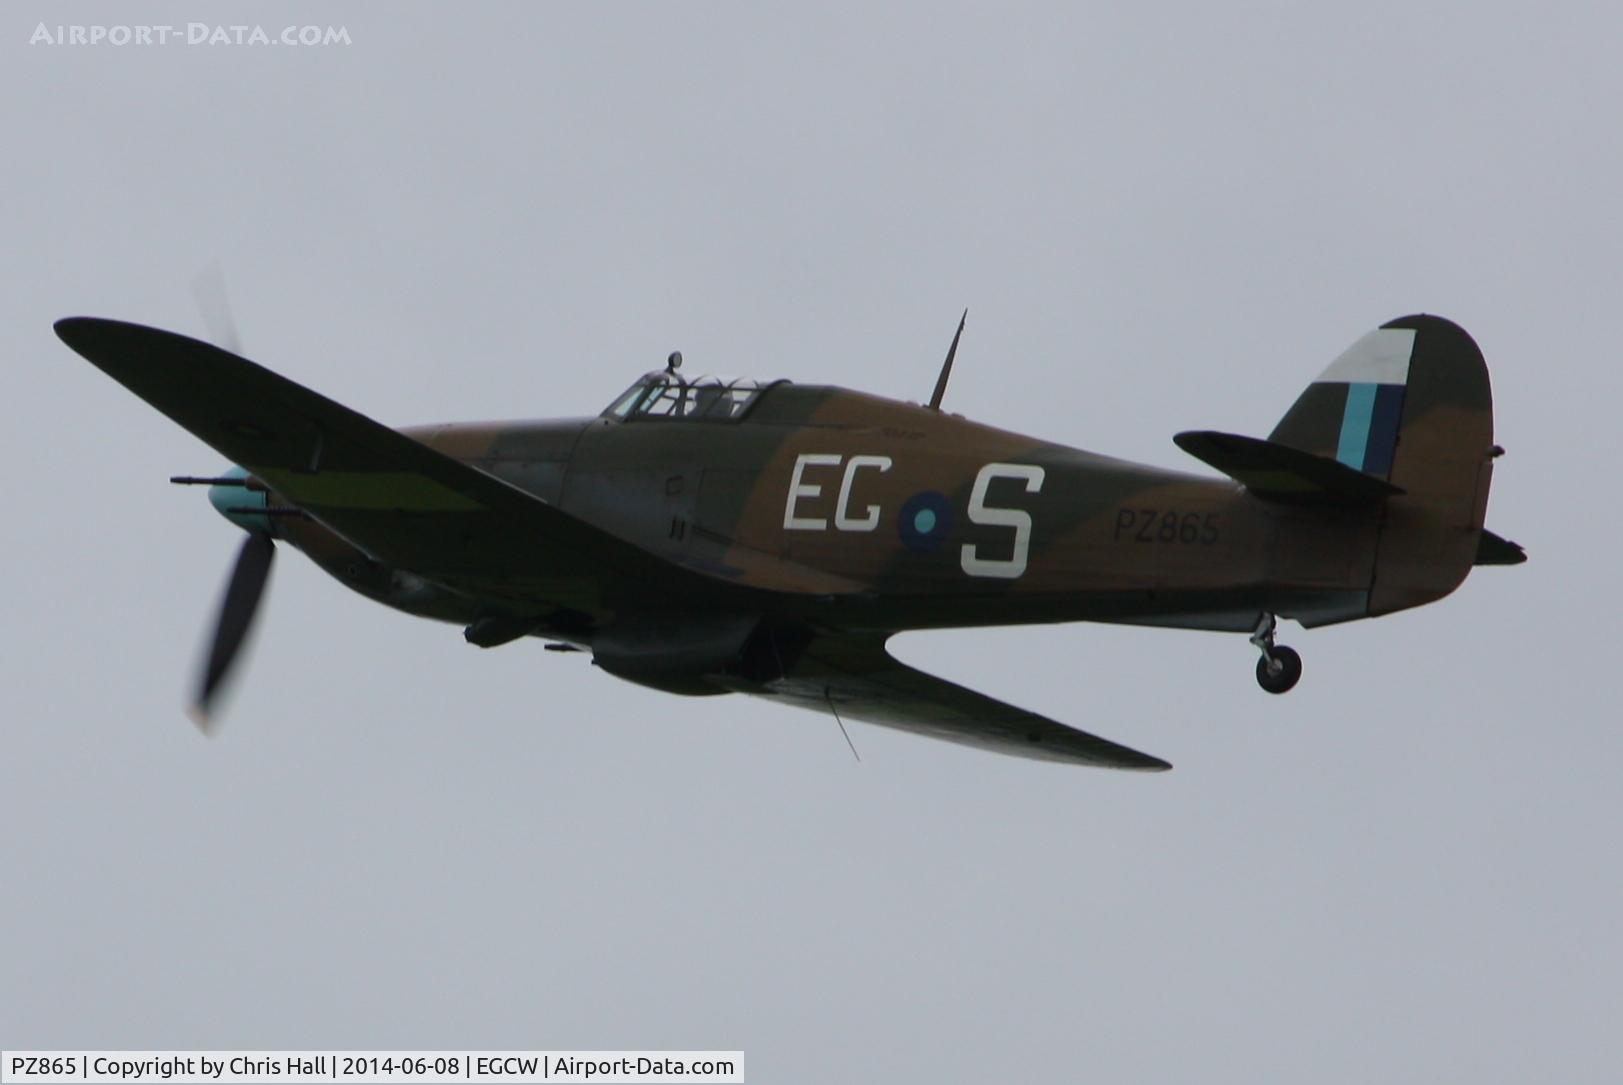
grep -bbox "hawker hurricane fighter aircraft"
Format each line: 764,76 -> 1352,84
54,313 -> 1523,770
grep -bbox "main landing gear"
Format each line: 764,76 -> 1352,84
1250,614 -> 1302,694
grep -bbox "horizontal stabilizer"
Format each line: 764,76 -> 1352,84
1475,529 -> 1527,566
1174,430 -> 1405,504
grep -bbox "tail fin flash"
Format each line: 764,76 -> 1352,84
1269,322 -> 1422,477
1274,315 -> 1498,614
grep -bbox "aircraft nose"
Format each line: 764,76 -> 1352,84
208,466 -> 274,534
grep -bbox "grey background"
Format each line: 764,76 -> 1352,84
3,4 -> 1618,1081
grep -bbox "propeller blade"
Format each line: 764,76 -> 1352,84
191,263 -> 242,355
190,531 -> 275,730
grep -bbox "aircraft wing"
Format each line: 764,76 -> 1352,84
54,317 -> 750,617
722,633 -> 1171,770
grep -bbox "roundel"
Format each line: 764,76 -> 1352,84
897,491 -> 955,553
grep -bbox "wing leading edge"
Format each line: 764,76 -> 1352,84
720,633 -> 1171,770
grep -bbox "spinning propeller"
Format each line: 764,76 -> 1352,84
176,268 -> 276,731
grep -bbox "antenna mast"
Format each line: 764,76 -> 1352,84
928,309 -> 968,411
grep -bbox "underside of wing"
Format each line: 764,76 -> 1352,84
55,317 -> 750,618
721,632 -> 1171,770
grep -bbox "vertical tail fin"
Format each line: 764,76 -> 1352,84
1271,315 -> 1496,615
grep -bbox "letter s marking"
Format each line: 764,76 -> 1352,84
961,463 -> 1045,579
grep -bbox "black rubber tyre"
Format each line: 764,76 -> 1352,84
1255,645 -> 1303,694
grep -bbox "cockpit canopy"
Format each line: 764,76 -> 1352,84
602,372 -> 783,422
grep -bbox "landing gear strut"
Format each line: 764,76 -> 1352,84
1249,614 -> 1302,694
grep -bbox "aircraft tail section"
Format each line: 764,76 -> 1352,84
1270,315 -> 1502,614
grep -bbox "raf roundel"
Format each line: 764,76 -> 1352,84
898,491 -> 955,553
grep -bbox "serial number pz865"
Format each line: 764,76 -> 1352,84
1114,508 -> 1220,545
8,1058 -> 79,1078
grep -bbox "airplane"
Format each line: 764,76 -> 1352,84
53,312 -> 1524,771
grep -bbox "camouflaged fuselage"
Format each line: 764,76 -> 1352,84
267,382 -> 1390,639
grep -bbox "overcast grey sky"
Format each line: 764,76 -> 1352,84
3,3 -> 1618,1081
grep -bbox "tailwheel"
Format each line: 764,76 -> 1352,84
1248,613 -> 1303,695
1255,644 -> 1302,694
